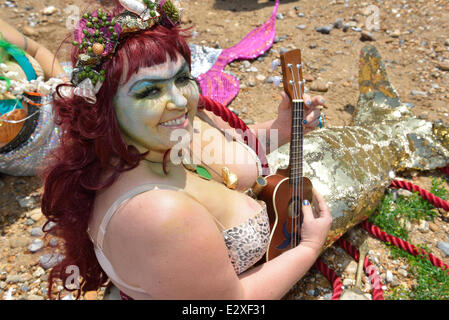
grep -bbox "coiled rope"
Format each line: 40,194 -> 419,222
313,166 -> 449,300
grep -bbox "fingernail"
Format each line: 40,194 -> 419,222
321,99 -> 325,104
307,100 -> 311,106
303,119 -> 307,124
303,200 -> 310,206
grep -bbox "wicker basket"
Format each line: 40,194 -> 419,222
0,51 -> 43,144
0,108 -> 26,143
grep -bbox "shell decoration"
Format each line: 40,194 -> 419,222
119,0 -> 160,21
222,166 -> 238,189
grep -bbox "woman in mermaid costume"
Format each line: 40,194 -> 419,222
1,1 -> 447,299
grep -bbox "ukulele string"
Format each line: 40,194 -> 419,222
296,64 -> 304,249
291,62 -> 305,248
297,63 -> 304,248
289,63 -> 300,249
288,65 -> 296,249
293,67 -> 302,249
298,64 -> 304,249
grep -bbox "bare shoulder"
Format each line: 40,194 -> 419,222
105,188 -> 243,299
109,188 -> 210,238
196,109 -> 249,152
197,108 -> 232,131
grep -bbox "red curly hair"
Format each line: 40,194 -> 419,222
41,3 -> 268,300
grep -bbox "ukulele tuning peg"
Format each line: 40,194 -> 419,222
271,59 -> 280,71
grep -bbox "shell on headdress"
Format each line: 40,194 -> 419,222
78,53 -> 101,66
73,78 -> 103,104
0,108 -> 26,143
119,0 -> 160,21
116,11 -> 153,34
92,43 -> 105,56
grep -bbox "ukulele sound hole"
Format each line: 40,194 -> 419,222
287,198 -> 301,219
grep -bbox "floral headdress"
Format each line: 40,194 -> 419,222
69,0 -> 181,104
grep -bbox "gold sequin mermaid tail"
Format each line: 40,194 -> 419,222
267,45 -> 449,249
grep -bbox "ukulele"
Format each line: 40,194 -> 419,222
257,49 -> 313,261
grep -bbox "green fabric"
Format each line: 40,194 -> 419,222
0,35 -> 35,116
0,37 -> 37,81
0,75 -> 11,92
0,36 -> 25,64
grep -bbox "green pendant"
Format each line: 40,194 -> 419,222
196,165 -> 212,180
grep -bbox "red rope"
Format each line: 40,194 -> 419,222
336,238 -> 385,300
314,165 -> 449,300
390,179 -> 449,211
441,166 -> 449,176
359,166 -> 449,276
361,220 -> 449,275
312,259 -> 343,300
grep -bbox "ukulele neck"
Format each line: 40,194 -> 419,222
289,99 -> 304,182
280,50 -> 305,184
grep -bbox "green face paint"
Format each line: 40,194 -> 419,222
113,54 -> 199,152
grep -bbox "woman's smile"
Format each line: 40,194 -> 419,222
158,112 -> 189,128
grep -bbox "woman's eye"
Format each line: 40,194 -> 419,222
134,87 -> 161,99
175,74 -> 193,86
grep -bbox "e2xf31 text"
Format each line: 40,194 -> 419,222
226,304 -> 265,315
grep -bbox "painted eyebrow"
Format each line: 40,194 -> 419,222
128,63 -> 190,94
